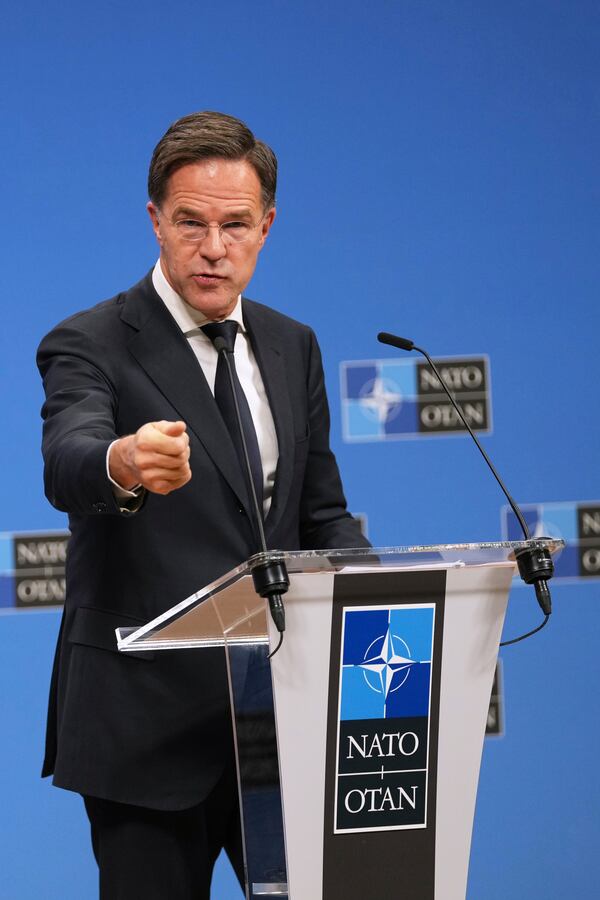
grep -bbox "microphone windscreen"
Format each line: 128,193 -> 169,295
214,336 -> 229,354
377,332 -> 414,351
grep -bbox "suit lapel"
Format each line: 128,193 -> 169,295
121,276 -> 252,513
243,300 -> 295,539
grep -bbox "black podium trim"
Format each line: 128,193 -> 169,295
322,570 -> 446,900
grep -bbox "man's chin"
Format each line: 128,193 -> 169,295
182,285 -> 237,319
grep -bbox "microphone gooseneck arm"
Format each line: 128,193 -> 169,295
215,337 -> 288,642
378,333 -> 531,538
377,331 -> 554,643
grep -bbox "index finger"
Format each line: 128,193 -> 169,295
154,420 -> 187,437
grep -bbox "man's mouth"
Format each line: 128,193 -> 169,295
193,273 -> 225,284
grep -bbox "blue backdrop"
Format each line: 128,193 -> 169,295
1,1 -> 598,897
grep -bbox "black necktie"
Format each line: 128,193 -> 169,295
201,320 -> 264,518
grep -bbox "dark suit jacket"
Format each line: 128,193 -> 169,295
37,271 -> 369,810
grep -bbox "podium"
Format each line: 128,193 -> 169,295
116,540 -> 561,900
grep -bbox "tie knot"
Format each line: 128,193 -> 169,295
202,320 -> 238,353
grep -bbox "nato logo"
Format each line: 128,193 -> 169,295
501,501 -> 600,580
334,604 -> 435,833
340,355 -> 492,441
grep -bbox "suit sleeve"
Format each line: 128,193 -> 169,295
298,329 -> 371,551
37,322 -> 139,517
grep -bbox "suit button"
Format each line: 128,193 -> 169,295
238,506 -> 246,515
93,501 -> 108,513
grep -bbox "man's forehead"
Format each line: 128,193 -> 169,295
201,160 -> 221,180
164,158 -> 263,208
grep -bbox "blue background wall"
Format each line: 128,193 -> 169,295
1,1 -> 598,896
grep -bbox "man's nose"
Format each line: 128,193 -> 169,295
199,225 -> 227,260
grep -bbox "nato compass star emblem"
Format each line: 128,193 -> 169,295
358,629 -> 415,700
358,376 -> 403,424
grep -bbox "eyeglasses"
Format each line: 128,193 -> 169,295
165,212 -> 268,244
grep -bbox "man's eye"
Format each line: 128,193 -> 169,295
223,221 -> 249,231
179,219 -> 204,229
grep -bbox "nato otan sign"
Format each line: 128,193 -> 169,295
340,355 -> 492,441
334,603 -> 436,833
0,531 -> 68,611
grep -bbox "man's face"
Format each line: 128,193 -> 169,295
147,159 -> 275,320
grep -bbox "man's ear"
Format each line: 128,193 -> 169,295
258,207 -> 276,249
147,202 -> 163,245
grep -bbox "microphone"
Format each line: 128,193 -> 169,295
212,335 -> 229,354
378,332 -> 414,352
377,331 -> 554,631
217,342 -> 288,644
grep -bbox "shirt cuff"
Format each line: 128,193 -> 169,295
106,441 -> 144,511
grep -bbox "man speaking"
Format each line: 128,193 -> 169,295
37,111 -> 369,898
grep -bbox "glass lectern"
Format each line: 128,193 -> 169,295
117,540 -> 561,900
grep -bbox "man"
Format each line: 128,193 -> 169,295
38,111 -> 369,899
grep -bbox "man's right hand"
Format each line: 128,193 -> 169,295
109,420 -> 191,495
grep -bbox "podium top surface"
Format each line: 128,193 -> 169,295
116,540 -> 562,652
244,540 -> 562,571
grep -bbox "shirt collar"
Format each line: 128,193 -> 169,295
152,260 -> 245,336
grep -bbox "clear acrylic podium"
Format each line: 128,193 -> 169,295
116,540 -> 561,900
